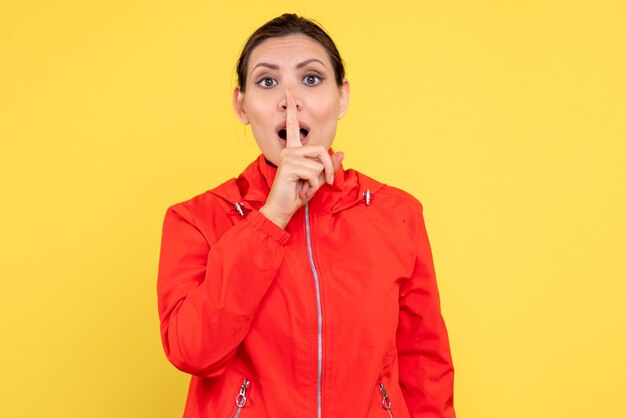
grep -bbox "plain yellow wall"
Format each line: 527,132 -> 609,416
1,0 -> 625,417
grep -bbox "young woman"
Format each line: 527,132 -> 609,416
157,13 -> 456,418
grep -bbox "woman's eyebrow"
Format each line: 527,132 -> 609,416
296,58 -> 326,69
252,62 -> 279,71
252,59 -> 327,72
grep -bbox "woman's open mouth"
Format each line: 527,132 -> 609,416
277,128 -> 309,141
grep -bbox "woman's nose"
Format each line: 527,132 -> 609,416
279,90 -> 303,111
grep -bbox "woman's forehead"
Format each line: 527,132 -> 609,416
248,35 -> 331,68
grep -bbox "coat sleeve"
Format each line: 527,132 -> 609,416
157,203 -> 289,378
396,204 -> 456,417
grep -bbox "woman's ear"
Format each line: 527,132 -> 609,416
232,86 -> 249,124
337,79 -> 350,120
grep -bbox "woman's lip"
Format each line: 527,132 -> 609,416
275,120 -> 311,133
278,138 -> 309,146
277,127 -> 309,140
277,132 -> 310,146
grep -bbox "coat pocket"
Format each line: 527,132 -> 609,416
232,378 -> 250,418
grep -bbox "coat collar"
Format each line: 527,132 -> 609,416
209,154 -> 386,215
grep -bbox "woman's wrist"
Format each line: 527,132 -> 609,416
259,205 -> 291,229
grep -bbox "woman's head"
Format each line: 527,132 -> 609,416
233,14 -> 350,165
236,14 -> 345,93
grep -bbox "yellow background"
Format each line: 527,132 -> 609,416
1,0 -> 625,417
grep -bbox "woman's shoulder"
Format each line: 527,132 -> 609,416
346,168 -> 428,250
164,176 -> 241,221
348,168 -> 424,214
167,157 -> 267,215
160,177 -> 246,248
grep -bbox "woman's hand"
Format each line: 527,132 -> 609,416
260,89 -> 344,229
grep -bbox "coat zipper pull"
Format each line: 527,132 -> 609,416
235,379 -> 249,408
379,383 -> 394,418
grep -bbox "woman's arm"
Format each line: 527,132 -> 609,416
396,205 -> 456,417
157,203 -> 289,378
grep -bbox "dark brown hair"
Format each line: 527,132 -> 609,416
236,13 -> 345,92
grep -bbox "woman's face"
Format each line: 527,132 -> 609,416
233,35 -> 349,165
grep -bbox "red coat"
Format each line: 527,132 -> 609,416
157,155 -> 455,417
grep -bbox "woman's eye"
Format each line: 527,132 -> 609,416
303,74 -> 323,85
256,77 -> 277,88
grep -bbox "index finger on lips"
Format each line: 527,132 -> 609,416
285,88 -> 301,148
